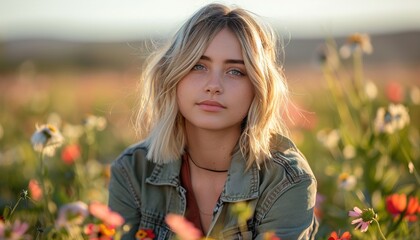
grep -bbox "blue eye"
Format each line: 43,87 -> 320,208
192,64 -> 206,71
228,69 -> 245,76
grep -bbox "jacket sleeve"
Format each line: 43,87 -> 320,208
108,158 -> 141,239
254,177 -> 318,240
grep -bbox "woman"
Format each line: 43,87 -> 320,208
109,3 -> 318,240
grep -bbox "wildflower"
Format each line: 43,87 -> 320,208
317,43 -> 340,70
99,223 -> 116,238
364,80 -> 378,100
348,207 -> 377,232
89,201 -> 124,227
386,193 -> 420,222
61,144 -> 81,165
62,123 -> 84,142
0,220 -> 30,240
386,81 -> 404,103
314,193 -> 326,219
263,231 -> 281,240
317,129 -> 340,149
339,33 -> 373,58
165,214 -> 202,240
56,201 -> 89,228
342,145 -> 356,159
31,123 -> 64,156
28,179 -> 42,201
374,104 -> 410,134
231,202 -> 253,224
337,173 -> 357,191
328,231 -> 351,240
408,162 -> 415,174
136,229 -> 155,240
84,223 -> 100,237
84,115 -> 107,131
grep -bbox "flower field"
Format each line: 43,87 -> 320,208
1,34 -> 419,239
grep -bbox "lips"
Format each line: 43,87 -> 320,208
197,100 -> 226,111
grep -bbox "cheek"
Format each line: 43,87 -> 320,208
176,80 -> 193,114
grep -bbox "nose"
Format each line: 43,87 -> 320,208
204,72 -> 223,95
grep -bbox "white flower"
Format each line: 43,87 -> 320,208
339,33 -> 373,58
317,129 -> 340,149
374,104 -> 410,134
62,123 -> 84,142
343,145 -> 356,159
84,115 -> 107,131
364,80 -> 378,100
338,173 -> 357,191
31,124 -> 64,156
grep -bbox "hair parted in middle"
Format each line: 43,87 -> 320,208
135,3 -> 290,169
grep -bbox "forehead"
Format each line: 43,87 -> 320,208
203,28 -> 243,59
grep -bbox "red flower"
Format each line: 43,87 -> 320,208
328,231 -> 351,240
61,144 -> 81,165
386,81 -> 404,103
28,179 -> 42,201
136,229 -> 155,240
386,193 -> 420,222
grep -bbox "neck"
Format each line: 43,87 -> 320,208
184,122 -> 241,171
186,150 -> 229,173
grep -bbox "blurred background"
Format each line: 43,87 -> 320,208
1,0 -> 420,238
1,0 -> 419,145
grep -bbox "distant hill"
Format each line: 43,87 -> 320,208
1,31 -> 419,73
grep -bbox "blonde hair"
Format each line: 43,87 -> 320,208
135,3 -> 289,168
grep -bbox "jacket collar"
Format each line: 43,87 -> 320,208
145,152 -> 259,202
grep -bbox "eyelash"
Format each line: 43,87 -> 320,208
192,64 -> 245,77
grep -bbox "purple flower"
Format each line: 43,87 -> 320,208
348,207 -> 377,232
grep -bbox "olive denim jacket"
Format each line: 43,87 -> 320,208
108,138 -> 318,240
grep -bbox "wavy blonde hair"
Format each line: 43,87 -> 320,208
135,3 -> 289,168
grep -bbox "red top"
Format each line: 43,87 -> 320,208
180,154 -> 205,234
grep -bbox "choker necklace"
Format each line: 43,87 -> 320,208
186,151 -> 229,173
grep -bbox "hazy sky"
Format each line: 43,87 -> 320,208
1,0 -> 420,41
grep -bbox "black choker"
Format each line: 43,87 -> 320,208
186,151 -> 229,173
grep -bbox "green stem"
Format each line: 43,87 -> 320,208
38,149 -> 53,225
9,197 -> 23,218
374,219 -> 387,240
322,65 -> 358,144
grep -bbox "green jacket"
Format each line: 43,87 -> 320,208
108,138 -> 318,240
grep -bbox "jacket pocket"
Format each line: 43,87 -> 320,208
220,226 -> 253,240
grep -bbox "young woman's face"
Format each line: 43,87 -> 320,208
177,28 -> 255,132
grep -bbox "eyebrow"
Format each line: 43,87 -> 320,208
201,55 -> 244,65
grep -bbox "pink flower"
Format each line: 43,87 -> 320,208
0,220 -> 30,239
89,201 -> 124,227
348,207 -> 376,232
165,214 -> 202,240
28,179 -> 42,201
